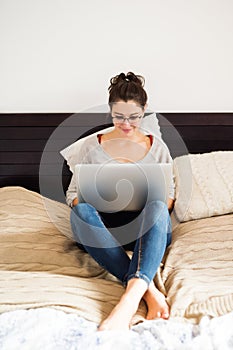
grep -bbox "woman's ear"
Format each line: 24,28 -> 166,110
143,103 -> 148,113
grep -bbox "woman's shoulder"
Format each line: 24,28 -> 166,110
149,135 -> 172,159
80,134 -> 99,148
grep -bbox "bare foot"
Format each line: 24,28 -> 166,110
98,278 -> 148,331
143,282 -> 169,320
98,296 -> 137,331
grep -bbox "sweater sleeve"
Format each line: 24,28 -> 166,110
150,136 -> 175,200
65,138 -> 90,207
66,173 -> 77,207
169,169 -> 176,200
162,145 -> 175,200
166,154 -> 176,200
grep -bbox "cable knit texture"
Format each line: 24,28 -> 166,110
173,151 -> 233,222
0,186 -> 146,325
1,149 -> 233,326
161,213 -> 233,323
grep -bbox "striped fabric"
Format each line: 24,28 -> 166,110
0,186 -> 146,325
0,186 -> 232,325
160,214 -> 233,323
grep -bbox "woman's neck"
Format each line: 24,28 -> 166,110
99,129 -> 152,163
103,128 -> 146,142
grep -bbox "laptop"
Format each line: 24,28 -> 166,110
75,163 -> 172,213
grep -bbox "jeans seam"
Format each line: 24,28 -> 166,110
135,205 -> 146,275
136,236 -> 142,274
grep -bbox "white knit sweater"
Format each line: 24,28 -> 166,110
66,134 -> 175,207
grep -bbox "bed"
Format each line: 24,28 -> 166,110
0,112 -> 233,349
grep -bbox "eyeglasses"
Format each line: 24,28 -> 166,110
112,115 -> 143,125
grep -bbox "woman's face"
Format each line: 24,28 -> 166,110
111,100 -> 145,137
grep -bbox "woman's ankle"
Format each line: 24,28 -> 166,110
125,278 -> 148,298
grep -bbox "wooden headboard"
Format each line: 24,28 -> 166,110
1,113 -> 232,202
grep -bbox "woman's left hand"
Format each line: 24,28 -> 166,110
167,198 -> 174,213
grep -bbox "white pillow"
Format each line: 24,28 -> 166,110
173,151 -> 233,222
60,112 -> 162,166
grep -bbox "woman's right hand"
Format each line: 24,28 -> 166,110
72,198 -> 78,207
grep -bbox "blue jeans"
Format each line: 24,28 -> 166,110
70,200 -> 171,287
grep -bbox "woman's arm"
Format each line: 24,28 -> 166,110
64,135 -> 93,207
66,173 -> 78,207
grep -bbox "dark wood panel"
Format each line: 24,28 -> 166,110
164,141 -> 233,158
159,113 -> 233,125
0,139 -> 71,152
177,140 -> 233,153
0,176 -> 41,192
0,152 -> 63,164
0,164 -> 71,176
160,126 -> 233,141
1,113 -> 232,198
0,175 -> 71,201
0,113 -> 110,127
1,113 -> 233,126
0,126 -> 89,140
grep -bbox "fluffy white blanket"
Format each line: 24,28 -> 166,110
0,308 -> 233,350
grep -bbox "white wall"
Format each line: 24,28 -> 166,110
0,0 -> 233,112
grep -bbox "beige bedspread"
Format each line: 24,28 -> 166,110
160,214 -> 233,323
0,186 -> 233,325
0,186 -> 146,325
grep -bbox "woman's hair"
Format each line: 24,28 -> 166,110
108,72 -> 148,108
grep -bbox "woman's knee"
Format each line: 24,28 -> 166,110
72,202 -> 97,222
145,200 -> 168,216
142,200 -> 170,232
71,202 -> 106,231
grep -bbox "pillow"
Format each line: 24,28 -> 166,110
60,112 -> 162,168
173,151 -> 233,222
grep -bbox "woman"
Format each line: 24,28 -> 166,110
67,72 -> 175,331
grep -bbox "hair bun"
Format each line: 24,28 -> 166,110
125,72 -> 142,85
119,73 -> 126,81
110,72 -> 145,87
108,71 -> 147,107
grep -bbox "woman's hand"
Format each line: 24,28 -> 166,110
167,198 -> 174,213
72,198 -> 78,207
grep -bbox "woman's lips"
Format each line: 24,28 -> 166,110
121,128 -> 132,133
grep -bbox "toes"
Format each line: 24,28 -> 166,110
146,310 -> 169,320
161,311 -> 169,319
146,313 -> 153,320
